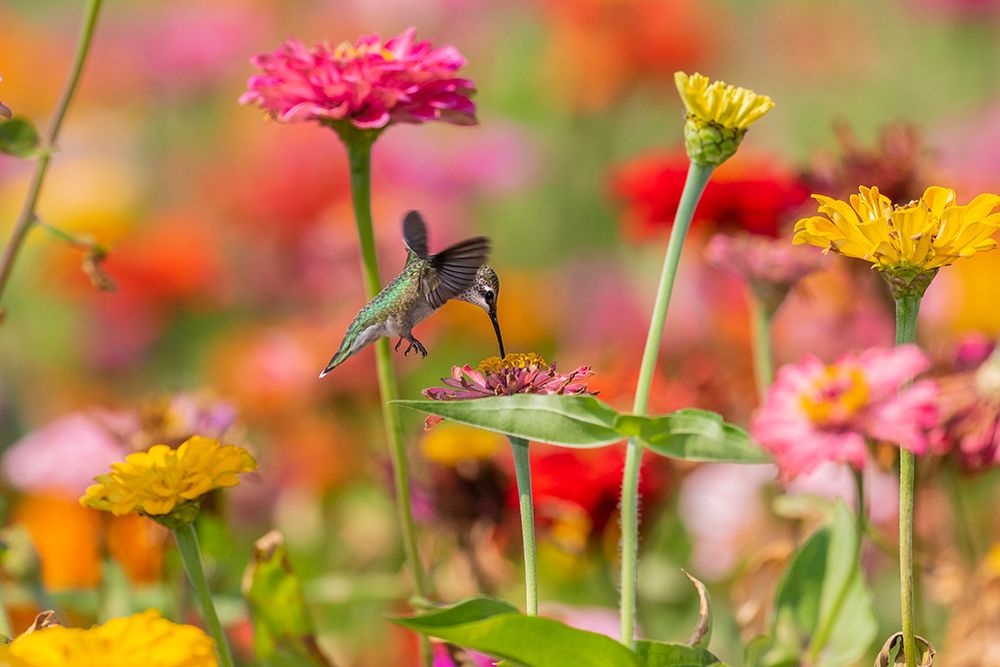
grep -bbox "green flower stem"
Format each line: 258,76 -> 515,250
341,131 -> 432,667
750,294 -> 775,400
173,523 -> 235,667
943,464 -> 979,566
0,0 -> 105,309
508,436 -> 538,615
895,294 -> 921,667
620,162 -> 713,647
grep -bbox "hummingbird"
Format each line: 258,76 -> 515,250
320,211 -> 505,377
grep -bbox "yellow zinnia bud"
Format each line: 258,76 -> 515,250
674,72 -> 774,167
794,185 -> 1000,297
80,436 -> 257,528
0,610 -> 218,667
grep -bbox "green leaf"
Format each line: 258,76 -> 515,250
767,502 -> 877,667
635,641 -> 726,666
243,531 -> 335,667
392,605 -> 641,667
615,409 -> 771,463
393,394 -> 622,447
0,117 -> 40,157
392,596 -> 518,628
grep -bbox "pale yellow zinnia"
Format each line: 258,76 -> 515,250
0,610 -> 218,667
80,436 -> 256,522
794,185 -> 1000,295
674,71 -> 774,166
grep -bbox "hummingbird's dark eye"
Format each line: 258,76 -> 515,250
483,288 -> 495,302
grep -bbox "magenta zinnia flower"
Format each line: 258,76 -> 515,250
422,353 -> 593,428
239,28 -> 476,129
751,345 -> 937,480
423,353 -> 593,401
930,348 -> 1000,470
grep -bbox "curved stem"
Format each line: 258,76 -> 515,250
0,0 -> 105,309
509,436 -> 538,615
173,524 -> 235,667
619,162 -> 713,647
341,132 -> 432,666
750,294 -> 775,400
895,294 -> 921,667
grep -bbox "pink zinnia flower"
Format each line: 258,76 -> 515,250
423,353 -> 592,401
705,232 -> 826,312
239,28 -> 476,129
751,345 -> 937,480
930,347 -> 1000,470
422,353 -> 593,429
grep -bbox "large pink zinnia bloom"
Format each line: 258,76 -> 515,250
239,28 -> 476,129
751,345 -> 937,480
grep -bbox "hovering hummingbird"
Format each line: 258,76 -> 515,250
320,211 -> 505,377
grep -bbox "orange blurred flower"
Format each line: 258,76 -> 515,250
13,494 -> 101,591
539,0 -> 715,111
106,514 -> 169,585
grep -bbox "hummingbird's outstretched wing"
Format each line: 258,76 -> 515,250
402,211 -> 429,259
422,236 -> 490,308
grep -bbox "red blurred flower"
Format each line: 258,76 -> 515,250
522,445 -> 668,538
610,151 -> 809,240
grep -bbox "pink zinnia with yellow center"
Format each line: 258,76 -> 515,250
422,353 -> 593,429
239,28 -> 476,129
752,346 -> 937,479
423,353 -> 593,401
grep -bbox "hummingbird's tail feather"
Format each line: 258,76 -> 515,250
424,237 -> 490,308
319,344 -> 353,378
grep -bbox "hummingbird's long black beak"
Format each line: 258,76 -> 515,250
489,306 -> 506,359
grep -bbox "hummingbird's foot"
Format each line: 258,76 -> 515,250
403,335 -> 428,358
394,337 -> 404,352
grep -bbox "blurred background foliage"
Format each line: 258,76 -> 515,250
0,0 -> 999,664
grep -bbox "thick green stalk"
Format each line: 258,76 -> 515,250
895,294 -> 921,667
750,295 -> 775,400
619,162 -> 713,646
174,524 -> 235,667
342,134 -> 431,666
508,436 -> 538,615
0,0 -> 105,308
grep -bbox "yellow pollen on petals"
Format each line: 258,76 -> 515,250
477,353 -> 550,374
799,365 -> 870,425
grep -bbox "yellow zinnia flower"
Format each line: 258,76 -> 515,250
794,185 -> 1000,296
80,436 -> 256,524
674,71 -> 774,166
0,610 -> 217,667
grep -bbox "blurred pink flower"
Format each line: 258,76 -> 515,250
786,460 -> 899,525
679,463 -> 777,579
752,346 -> 937,479
930,347 -> 1000,470
126,4 -> 268,91
240,28 -> 476,129
705,232 -> 825,312
3,412 -> 127,498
